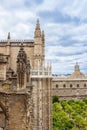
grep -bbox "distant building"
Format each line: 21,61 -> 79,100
52,63 -> 87,100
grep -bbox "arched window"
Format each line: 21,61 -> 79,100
56,84 -> 58,88
84,84 -> 86,87
70,84 -> 72,88
77,84 -> 79,88
63,84 -> 66,88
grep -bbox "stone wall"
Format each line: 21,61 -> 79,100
31,77 -> 52,130
0,92 -> 32,130
0,44 -> 34,72
0,46 -> 6,54
52,78 -> 87,100
10,45 -> 34,72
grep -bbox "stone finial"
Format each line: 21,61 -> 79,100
7,32 -> 10,39
34,19 -> 41,38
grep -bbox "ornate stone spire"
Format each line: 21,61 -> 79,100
7,32 -> 10,39
17,44 -> 27,88
34,19 -> 41,38
74,62 -> 80,71
36,19 -> 40,29
7,32 -> 11,46
17,44 -> 31,89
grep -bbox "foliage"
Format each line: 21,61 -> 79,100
52,96 -> 59,103
52,100 -> 87,130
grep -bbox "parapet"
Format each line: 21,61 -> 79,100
0,39 -> 34,46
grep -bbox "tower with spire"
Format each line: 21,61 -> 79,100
34,19 -> 45,69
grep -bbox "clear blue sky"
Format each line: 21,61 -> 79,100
0,0 -> 87,74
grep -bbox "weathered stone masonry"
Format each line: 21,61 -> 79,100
0,91 -> 33,130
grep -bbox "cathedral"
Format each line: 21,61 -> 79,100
0,19 -> 87,130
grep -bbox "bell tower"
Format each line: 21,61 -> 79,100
34,19 -> 45,69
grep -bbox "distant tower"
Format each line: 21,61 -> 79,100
34,19 -> 45,69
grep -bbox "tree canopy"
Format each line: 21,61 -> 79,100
52,97 -> 87,130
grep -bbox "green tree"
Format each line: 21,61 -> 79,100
52,100 -> 87,130
53,96 -> 59,103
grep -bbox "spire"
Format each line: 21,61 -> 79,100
17,45 -> 27,89
34,19 -> 41,38
7,32 -> 10,39
36,19 -> 40,30
7,32 -> 11,45
74,62 -> 80,71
